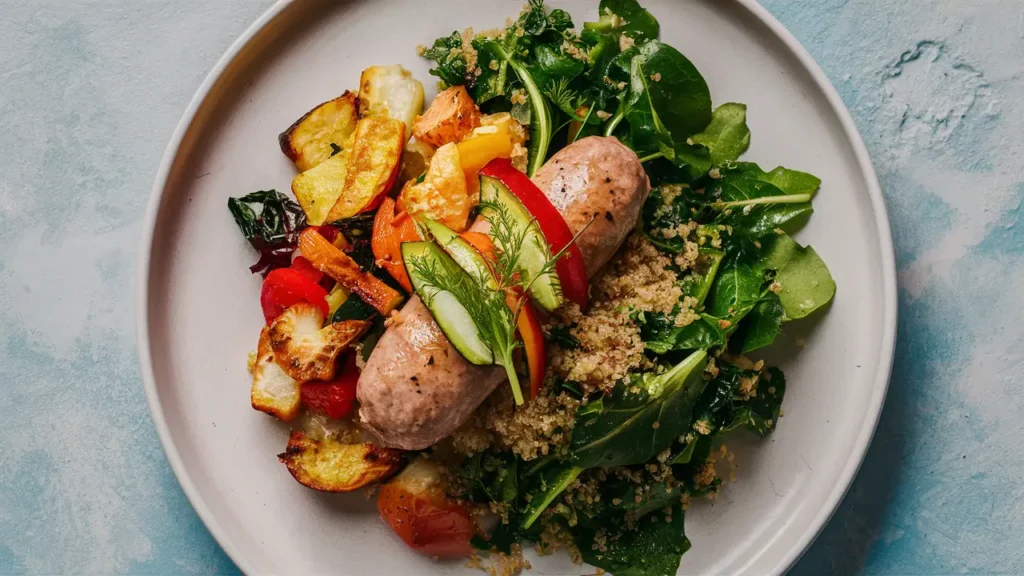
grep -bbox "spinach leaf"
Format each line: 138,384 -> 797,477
681,248 -> 725,306
691,103 -> 751,166
549,324 -> 581,350
608,480 -> 682,520
641,185 -> 691,253
520,462 -> 582,529
569,350 -> 708,469
462,452 -> 520,504
725,162 -> 821,197
638,312 -> 725,354
722,202 -> 815,239
725,367 -> 786,437
731,292 -> 785,353
575,504 -> 690,576
773,242 -> 836,320
227,190 -> 307,277
618,41 -> 712,152
584,0 -> 660,43
703,244 -> 768,321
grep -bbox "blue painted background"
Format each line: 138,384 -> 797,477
0,0 -> 1021,573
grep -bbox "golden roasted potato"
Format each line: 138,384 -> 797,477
358,65 -> 424,135
268,302 -> 370,383
251,327 -> 301,422
279,92 -> 359,172
291,135 -> 353,225
323,116 -> 406,222
398,142 -> 472,231
413,86 -> 481,148
279,431 -> 403,492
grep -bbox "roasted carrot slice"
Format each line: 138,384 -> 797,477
299,228 -> 403,314
371,198 -> 415,293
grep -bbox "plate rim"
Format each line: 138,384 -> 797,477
135,1 -> 898,574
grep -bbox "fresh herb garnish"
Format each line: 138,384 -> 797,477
227,190 -> 306,276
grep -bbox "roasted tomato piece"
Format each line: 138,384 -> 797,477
260,268 -> 330,325
377,457 -> 475,558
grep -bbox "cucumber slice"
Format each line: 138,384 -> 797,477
422,218 -> 497,290
479,176 -> 564,311
401,241 -> 494,365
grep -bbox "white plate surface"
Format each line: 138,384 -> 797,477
138,1 -> 897,574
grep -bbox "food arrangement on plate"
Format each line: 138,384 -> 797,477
229,1 -> 837,573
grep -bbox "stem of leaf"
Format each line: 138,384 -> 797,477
638,151 -> 664,163
603,109 -> 624,137
718,193 -> 813,208
501,357 -> 525,405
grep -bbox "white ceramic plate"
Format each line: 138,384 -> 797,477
138,1 -> 896,574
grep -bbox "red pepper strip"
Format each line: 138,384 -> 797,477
300,354 -> 359,419
290,256 -> 324,284
259,268 -> 330,325
478,158 -> 588,308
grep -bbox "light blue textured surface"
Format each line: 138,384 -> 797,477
0,0 -> 1021,574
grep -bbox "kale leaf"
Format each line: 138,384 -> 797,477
227,190 -> 306,276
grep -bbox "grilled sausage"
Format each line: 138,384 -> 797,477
357,137 -> 650,450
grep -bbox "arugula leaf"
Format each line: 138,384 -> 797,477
575,504 -> 690,576
691,103 -> 751,166
227,190 -> 307,277
569,350 -> 708,469
638,313 -> 725,354
584,0 -> 660,42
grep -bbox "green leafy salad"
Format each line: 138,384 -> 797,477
415,1 -> 837,574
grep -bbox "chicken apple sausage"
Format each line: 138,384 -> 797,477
357,137 -> 650,450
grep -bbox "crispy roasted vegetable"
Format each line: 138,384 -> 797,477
323,117 -> 406,222
413,86 -> 481,148
358,65 -> 424,134
279,92 -> 359,172
279,431 -> 403,492
298,228 -> 404,314
291,137 -> 353,225
398,142 -> 473,231
268,302 -> 370,383
251,326 -> 301,421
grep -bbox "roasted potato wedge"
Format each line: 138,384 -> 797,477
323,116 -> 406,222
251,326 -> 301,422
413,86 -> 481,148
279,431 -> 403,492
291,136 -> 353,226
398,142 -> 472,231
268,302 -> 370,383
279,92 -> 359,172
358,65 -> 424,135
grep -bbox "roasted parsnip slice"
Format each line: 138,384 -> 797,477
251,326 -> 301,421
268,302 -> 370,383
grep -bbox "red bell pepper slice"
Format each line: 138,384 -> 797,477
478,158 -> 588,308
300,354 -> 359,419
260,267 -> 330,324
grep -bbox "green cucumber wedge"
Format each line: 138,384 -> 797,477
422,218 -> 498,290
401,241 -> 494,365
479,176 -> 563,311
